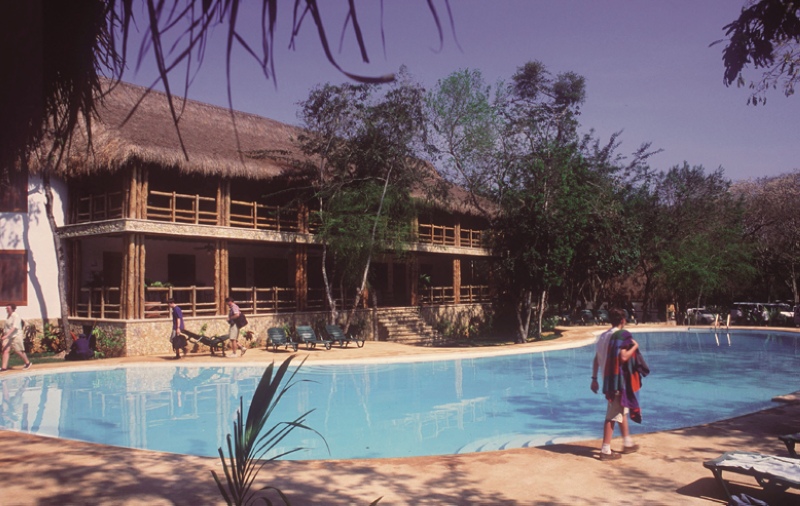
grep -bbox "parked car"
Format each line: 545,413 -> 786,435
686,308 -> 718,325
594,309 -> 610,325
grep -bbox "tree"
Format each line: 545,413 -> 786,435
641,163 -> 755,319
296,72 -> 427,328
718,0 -> 800,105
489,61 -> 589,342
733,171 -> 800,302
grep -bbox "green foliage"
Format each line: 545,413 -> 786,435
35,323 -> 65,354
92,327 -> 126,358
212,356 -> 326,506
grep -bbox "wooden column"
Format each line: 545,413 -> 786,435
121,233 -> 145,319
454,220 -> 461,247
69,240 -> 81,316
219,180 -> 230,227
293,244 -> 308,311
409,254 -> 419,306
140,166 -> 149,220
215,240 -> 229,314
453,258 -> 461,304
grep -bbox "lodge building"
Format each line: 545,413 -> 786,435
1,81 -> 492,356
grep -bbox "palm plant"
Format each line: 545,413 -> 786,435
212,355 -> 325,505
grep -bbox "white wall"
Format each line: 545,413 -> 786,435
0,174 -> 67,321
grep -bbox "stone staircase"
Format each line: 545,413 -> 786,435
376,307 -> 441,346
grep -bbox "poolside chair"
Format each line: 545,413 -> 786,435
267,327 -> 298,352
779,433 -> 800,458
703,451 -> 800,502
324,324 -> 365,348
183,329 -> 229,356
295,325 -> 332,350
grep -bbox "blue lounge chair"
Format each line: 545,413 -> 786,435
325,324 -> 365,348
703,451 -> 800,502
295,325 -> 332,350
267,327 -> 298,352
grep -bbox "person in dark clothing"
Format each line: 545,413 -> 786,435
168,299 -> 187,359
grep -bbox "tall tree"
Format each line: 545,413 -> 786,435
490,61 -> 588,342
733,171 -> 800,302
644,163 -> 754,319
297,72 -> 427,327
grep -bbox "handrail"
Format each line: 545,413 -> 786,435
229,286 -> 297,314
147,190 -> 217,225
75,287 -> 122,319
144,286 -> 217,318
418,223 -> 484,248
74,191 -> 124,223
229,200 -> 300,232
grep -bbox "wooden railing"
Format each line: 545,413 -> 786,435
74,192 -> 124,223
229,200 -> 300,232
460,285 -> 490,303
75,287 -> 122,319
419,284 -> 490,305
144,286 -> 217,318
307,287 -> 347,311
417,223 -> 484,248
419,285 -> 455,305
147,191 -> 218,225
229,286 -> 297,314
459,229 -> 484,248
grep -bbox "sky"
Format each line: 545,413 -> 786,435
123,0 -> 800,182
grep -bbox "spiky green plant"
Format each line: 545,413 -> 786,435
212,355 -> 325,505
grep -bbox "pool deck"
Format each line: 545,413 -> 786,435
1,325 -> 799,505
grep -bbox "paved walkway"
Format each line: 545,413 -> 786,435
1,325 -> 798,505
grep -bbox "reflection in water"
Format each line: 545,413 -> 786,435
0,330 -> 798,460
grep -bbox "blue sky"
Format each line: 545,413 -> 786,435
124,1 -> 799,182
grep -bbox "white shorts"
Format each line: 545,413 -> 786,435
605,392 -> 629,423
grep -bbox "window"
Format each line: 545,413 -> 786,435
0,167 -> 28,213
0,250 -> 27,305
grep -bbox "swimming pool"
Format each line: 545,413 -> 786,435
0,330 -> 797,460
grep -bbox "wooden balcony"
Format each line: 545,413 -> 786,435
229,200 -> 300,232
147,191 -> 218,225
74,192 -> 124,223
418,223 -> 484,248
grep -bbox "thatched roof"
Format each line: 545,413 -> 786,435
53,80 -> 306,179
36,79 -> 490,217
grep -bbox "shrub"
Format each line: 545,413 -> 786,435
92,327 -> 126,358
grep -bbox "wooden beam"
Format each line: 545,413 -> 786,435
453,258 -> 461,304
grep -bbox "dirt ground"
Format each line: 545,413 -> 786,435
0,325 -> 798,505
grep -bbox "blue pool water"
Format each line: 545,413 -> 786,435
0,330 -> 798,460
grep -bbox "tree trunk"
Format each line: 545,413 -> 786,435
41,169 -> 70,349
345,167 -> 394,333
536,289 -> 547,339
321,244 -> 337,324
515,289 -> 533,343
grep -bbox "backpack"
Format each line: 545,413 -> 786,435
235,313 -> 248,329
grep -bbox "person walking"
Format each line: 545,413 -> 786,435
225,297 -> 246,357
167,299 -> 187,359
1,304 -> 32,371
590,307 -> 647,461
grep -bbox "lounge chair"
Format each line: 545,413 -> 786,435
267,327 -> 298,352
183,329 -> 229,356
324,324 -> 365,348
703,451 -> 800,502
295,325 -> 332,350
779,433 -> 800,458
